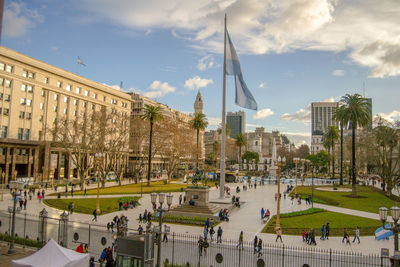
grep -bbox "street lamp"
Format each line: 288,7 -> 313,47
275,156 -> 286,230
293,157 -> 300,195
8,180 -> 24,254
306,159 -> 314,208
151,192 -> 173,267
380,206 -> 400,266
301,159 -> 305,186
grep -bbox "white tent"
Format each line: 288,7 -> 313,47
11,239 -> 89,267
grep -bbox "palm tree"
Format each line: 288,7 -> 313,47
141,104 -> 163,186
190,113 -> 208,168
339,94 -> 371,196
333,105 -> 348,185
217,123 -> 230,137
323,126 -> 339,180
235,133 -> 247,168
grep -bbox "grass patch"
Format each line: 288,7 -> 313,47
292,185 -> 397,214
262,209 -> 381,236
150,213 -> 219,227
44,196 -> 140,215
50,181 -> 190,196
0,233 -> 41,248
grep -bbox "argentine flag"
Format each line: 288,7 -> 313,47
225,31 -> 258,111
375,223 -> 393,241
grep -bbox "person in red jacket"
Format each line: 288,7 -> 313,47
76,243 -> 84,253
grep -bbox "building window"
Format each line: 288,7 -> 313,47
54,94 -> 58,101
57,81 -> 62,88
24,129 -> 30,140
76,87 -> 81,94
91,104 -> 95,110
39,115 -> 43,122
53,106 -> 57,112
73,99 -> 77,105
73,110 -> 77,116
103,96 -> 106,102
26,99 -> 32,106
39,130 -> 43,140
0,62 -> 4,71
3,108 -> 9,116
5,79 -> 11,88
20,98 -> 26,105
66,84 -> 71,91
21,84 -> 26,91
5,65 -> 13,73
22,70 -> 35,79
18,128 -> 23,140
82,102 -> 86,108
64,96 -> 68,103
44,77 -> 49,84
19,111 -> 25,119
0,77 -> 3,85
26,113 -> 32,120
0,92 -> 2,100
40,103 -> 44,110
4,94 -> 10,101
41,90 -> 45,96
27,85 -> 33,92
84,90 -> 89,96
1,126 -> 7,138
63,108 -> 67,114
93,93 -> 97,99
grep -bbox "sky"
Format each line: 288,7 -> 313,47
2,0 -> 400,146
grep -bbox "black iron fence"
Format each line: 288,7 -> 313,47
0,210 -> 391,267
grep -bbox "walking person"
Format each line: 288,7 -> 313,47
23,198 -> 27,210
198,236 -> 204,256
342,228 -> 350,244
276,227 -> 283,243
325,223 -> 330,240
163,225 -> 169,242
352,226 -> 360,244
209,226 -> 215,242
320,224 -> 325,240
261,208 -> 265,220
253,235 -> 258,254
217,226 -> 223,243
179,194 -> 182,205
257,238 -> 263,257
237,231 -> 244,249
310,228 -> 316,245
203,226 -> 208,240
71,187 -> 74,197
92,209 -> 97,222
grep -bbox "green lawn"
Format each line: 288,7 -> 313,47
44,196 -> 140,215
150,213 -> 220,227
262,208 -> 382,236
52,181 -> 190,196
292,185 -> 398,214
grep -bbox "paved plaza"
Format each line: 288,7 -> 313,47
0,180 -> 395,258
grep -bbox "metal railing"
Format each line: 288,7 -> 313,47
0,210 -> 391,267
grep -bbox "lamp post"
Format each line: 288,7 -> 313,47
301,159 -> 305,186
151,192 -> 173,267
379,206 -> 400,266
293,158 -> 299,195
275,156 -> 286,230
8,180 -> 24,254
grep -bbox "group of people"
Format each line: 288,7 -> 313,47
302,228 -> 317,245
231,195 -> 240,207
138,209 -> 152,223
260,208 -> 270,220
118,199 -> 138,210
253,235 -> 263,257
99,247 -> 115,267
218,209 -> 229,221
343,227 -> 360,244
106,215 -> 129,236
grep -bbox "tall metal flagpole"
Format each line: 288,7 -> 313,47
219,15 -> 227,199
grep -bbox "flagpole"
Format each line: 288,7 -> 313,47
219,14 -> 227,199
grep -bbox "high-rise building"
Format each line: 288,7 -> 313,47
310,102 -> 338,154
226,111 -> 245,138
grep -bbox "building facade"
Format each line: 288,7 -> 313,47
310,102 -> 338,154
0,46 -> 131,183
245,128 -> 283,165
226,111 -> 245,138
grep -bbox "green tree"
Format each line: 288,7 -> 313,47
141,104 -> 163,186
333,105 -> 348,185
235,133 -> 247,167
190,113 -> 208,168
339,94 -> 371,196
323,126 -> 339,179
306,150 -> 329,175
242,151 -> 259,164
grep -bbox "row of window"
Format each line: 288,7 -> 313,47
21,83 -> 34,92
19,111 -> 32,120
0,62 -> 13,73
18,128 -> 30,140
0,108 -> 9,116
0,77 -> 12,88
0,93 -> 11,101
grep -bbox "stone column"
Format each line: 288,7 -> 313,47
33,148 -> 39,182
10,147 -> 16,180
27,148 -> 32,178
38,208 -> 48,246
58,211 -> 69,247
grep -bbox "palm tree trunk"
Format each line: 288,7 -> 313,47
196,129 -> 199,168
332,141 -> 335,180
239,146 -> 242,170
340,125 -> 343,185
147,120 -> 153,186
351,126 -> 356,196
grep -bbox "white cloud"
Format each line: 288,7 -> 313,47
184,76 -> 213,90
206,117 -> 221,128
4,2 -> 43,38
376,110 -> 400,123
77,0 -> 400,78
197,55 -> 217,71
253,108 -> 274,119
258,82 -> 265,88
283,132 -> 311,146
143,81 -> 176,98
332,69 -> 345,76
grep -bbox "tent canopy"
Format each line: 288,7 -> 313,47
11,239 -> 89,267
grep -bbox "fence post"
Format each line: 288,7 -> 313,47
172,232 -> 175,266
23,212 -> 27,248
59,211 -> 69,247
38,208 -> 48,247
282,244 -> 285,267
329,248 -> 332,267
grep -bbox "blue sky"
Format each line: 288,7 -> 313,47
3,0 -> 400,145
